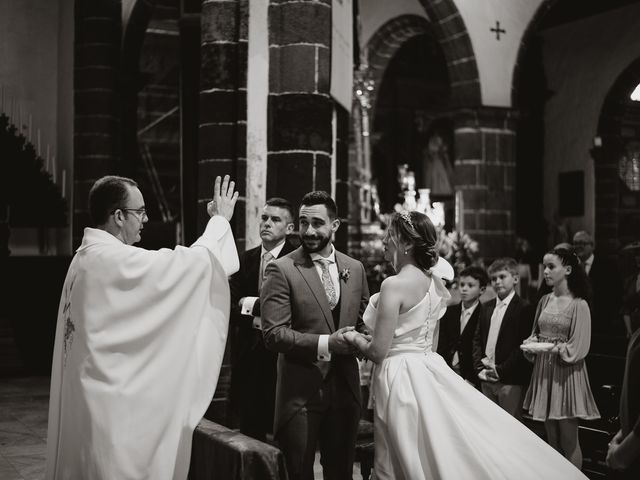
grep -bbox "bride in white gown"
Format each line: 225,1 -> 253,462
344,211 -> 587,480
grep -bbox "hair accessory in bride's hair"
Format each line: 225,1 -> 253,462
398,211 -> 414,230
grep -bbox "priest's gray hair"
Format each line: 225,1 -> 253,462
89,176 -> 139,226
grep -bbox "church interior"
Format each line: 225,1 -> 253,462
2,0 -> 640,478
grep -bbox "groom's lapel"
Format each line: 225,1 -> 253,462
335,251 -> 355,329
293,249 -> 335,332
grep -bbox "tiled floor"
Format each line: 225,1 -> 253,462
0,377 -> 49,480
0,377 -> 363,480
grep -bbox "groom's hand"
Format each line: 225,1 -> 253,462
328,326 -> 356,355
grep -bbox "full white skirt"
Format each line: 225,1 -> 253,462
371,352 -> 587,480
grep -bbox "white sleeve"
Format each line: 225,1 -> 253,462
317,335 -> 331,361
191,216 -> 239,276
241,297 -> 259,315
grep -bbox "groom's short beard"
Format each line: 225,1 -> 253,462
301,235 -> 331,253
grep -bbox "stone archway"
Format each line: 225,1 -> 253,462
349,11 -> 462,262
511,0 -> 561,106
365,15 -> 432,113
351,15 -> 450,223
594,58 -> 640,253
512,0 -> 640,257
348,15 -> 435,252
417,0 -> 481,107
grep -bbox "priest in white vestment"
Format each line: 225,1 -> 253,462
45,175 -> 240,480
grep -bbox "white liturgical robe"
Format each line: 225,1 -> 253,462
45,216 -> 239,480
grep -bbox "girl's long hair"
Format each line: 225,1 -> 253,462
548,245 -> 592,301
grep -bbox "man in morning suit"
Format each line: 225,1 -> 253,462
229,198 -> 296,441
261,191 -> 370,480
573,230 -> 623,335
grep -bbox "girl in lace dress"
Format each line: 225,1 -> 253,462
523,245 -> 600,468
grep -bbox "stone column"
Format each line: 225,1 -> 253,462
73,0 -> 122,247
453,107 -> 518,261
199,0 -> 249,426
267,0 -> 333,206
198,0 -> 248,244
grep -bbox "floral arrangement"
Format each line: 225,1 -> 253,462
438,230 -> 481,275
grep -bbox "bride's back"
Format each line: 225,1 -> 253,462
367,267 -> 443,356
392,268 -> 432,315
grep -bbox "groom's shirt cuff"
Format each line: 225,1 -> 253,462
317,335 -> 331,361
241,296 -> 258,316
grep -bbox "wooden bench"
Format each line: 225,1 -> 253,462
189,419 -> 288,480
189,417 -> 376,479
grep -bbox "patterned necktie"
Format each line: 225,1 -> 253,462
259,251 -> 274,289
316,258 -> 338,310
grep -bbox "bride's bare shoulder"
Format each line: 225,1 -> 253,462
380,275 -> 413,294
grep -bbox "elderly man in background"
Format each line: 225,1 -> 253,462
45,175 -> 239,480
573,230 -> 623,335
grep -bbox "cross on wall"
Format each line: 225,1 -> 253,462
491,21 -> 506,40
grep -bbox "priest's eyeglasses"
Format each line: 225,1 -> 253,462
114,207 -> 148,220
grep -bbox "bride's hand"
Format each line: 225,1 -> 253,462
342,330 -> 360,344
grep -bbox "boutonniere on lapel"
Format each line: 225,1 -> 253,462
339,268 -> 351,282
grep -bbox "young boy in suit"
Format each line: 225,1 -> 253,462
437,265 -> 488,388
472,258 -> 533,419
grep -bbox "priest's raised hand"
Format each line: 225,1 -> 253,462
207,174 -> 240,220
45,175 -> 240,480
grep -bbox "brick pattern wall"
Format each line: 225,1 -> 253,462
267,0 -> 333,207
73,0 -> 122,246
454,108 -> 517,260
199,0 -> 249,426
417,0 -> 481,107
199,0 -> 249,244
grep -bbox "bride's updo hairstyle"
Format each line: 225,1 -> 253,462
389,211 -> 439,271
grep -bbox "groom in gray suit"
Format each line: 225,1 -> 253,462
261,191 -> 369,480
